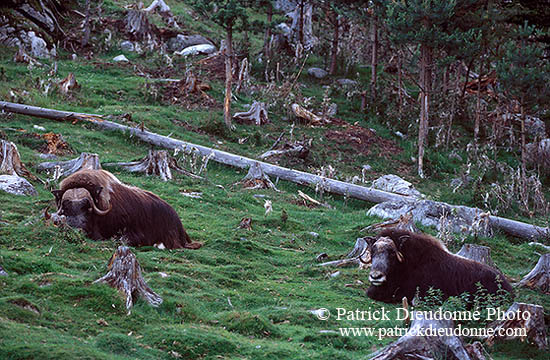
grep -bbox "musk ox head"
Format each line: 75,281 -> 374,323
51,187 -> 111,229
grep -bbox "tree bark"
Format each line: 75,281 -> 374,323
517,253 -> 550,294
94,246 -> 162,315
456,244 -> 496,268
299,0 -> 304,47
224,26 -> 234,130
371,14 -> 378,102
264,3 -> 273,60
37,152 -> 101,177
81,0 -> 91,47
418,42 -> 432,178
2,101 -> 550,240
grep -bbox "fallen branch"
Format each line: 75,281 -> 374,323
94,245 -> 162,315
318,237 -> 369,269
2,101 -> 550,240
361,213 -> 418,234
259,142 -> 308,160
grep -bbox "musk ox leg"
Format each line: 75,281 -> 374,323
94,246 -> 162,315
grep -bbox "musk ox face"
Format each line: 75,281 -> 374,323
367,236 -> 405,287
51,188 -> 110,229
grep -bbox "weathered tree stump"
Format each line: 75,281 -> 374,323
485,302 -> 548,350
0,140 -> 37,196
237,162 -> 279,191
291,103 -> 326,126
318,237 -> 370,269
517,253 -> 550,294
125,9 -> 152,40
104,150 -> 172,181
370,316 -> 487,360
37,152 -> 101,177
235,58 -> 249,93
233,101 -> 269,125
144,0 -> 180,29
94,246 -> 162,314
456,244 -> 497,268
362,213 -> 419,234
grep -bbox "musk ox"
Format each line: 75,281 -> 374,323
364,229 -> 513,304
50,169 -> 201,249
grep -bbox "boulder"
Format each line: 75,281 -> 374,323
336,78 -> 358,87
174,44 -> 216,56
120,40 -> 135,52
307,67 -> 327,79
0,175 -> 37,196
167,34 -> 213,53
367,199 -> 492,237
372,174 -> 422,198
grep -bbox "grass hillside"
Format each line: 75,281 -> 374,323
0,1 -> 549,359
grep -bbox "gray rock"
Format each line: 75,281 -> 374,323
174,44 -> 216,56
309,231 -> 319,238
167,34 -> 213,52
372,174 -> 423,199
327,103 -> 337,117
367,199 -> 492,237
120,40 -> 135,52
307,67 -> 327,79
276,23 -> 292,36
29,31 -> 50,59
336,78 -> 358,87
0,265 -> 7,277
113,54 -> 129,62
0,175 -> 38,196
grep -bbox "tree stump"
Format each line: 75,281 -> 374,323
370,316 -> 487,360
144,0 -> 180,29
456,244 -> 497,268
125,9 -> 152,40
94,246 -> 162,314
517,253 -> 550,294
237,162 -> 279,191
58,73 -> 79,95
235,58 -> 250,93
0,140 -> 38,196
318,237 -> 370,269
291,103 -> 326,126
485,302 -> 548,350
233,101 -> 269,125
104,150 -> 172,181
37,152 -> 101,177
362,213 -> 419,234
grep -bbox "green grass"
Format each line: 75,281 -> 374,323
0,3 -> 549,358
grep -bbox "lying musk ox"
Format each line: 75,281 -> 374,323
51,169 -> 201,249
364,229 -> 513,304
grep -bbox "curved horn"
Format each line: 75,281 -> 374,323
91,200 -> 112,216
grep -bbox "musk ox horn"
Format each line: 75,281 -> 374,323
43,205 -> 51,220
90,198 -> 112,215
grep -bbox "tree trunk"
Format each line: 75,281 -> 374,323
418,42 -> 432,178
397,49 -> 403,116
456,244 -> 496,268
474,58 -> 484,150
371,14 -> 378,102
224,26 -> 234,130
299,0 -> 304,47
2,101 -> 550,240
517,253 -> 550,294
520,103 -> 527,178
81,0 -> 91,47
94,246 -> 163,315
485,302 -> 548,350
264,3 -> 273,60
329,12 -> 339,76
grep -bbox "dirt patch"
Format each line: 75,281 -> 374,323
325,122 -> 402,158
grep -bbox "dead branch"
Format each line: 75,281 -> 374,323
291,103 -> 327,126
259,141 -> 308,160
37,152 -> 101,177
235,58 -> 249,93
485,302 -> 548,350
2,101 -> 550,241
362,213 -> 419,234
58,73 -> 79,95
144,0 -> 180,28
517,254 -> 550,294
233,101 -> 268,125
318,237 -> 370,269
94,245 -> 162,315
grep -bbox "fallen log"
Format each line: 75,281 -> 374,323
1,101 -> 549,240
94,245 -> 162,315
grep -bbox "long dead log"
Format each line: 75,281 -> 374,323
1,101 -> 549,240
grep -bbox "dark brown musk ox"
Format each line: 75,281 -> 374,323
50,169 -> 202,249
364,229 -> 513,304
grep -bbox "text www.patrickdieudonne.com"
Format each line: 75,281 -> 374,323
312,307 -> 528,341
